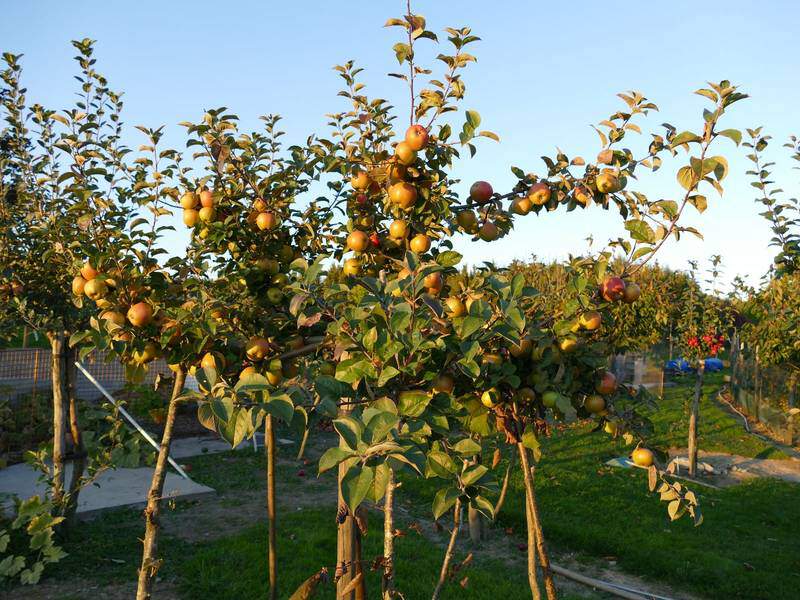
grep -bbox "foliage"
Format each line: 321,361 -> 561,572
0,496 -> 66,585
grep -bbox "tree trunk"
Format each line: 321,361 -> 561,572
382,469 -> 395,599
431,498 -> 461,600
688,360 -> 705,477
64,346 -> 87,530
47,331 -> 67,510
517,443 -> 557,600
136,367 -> 186,600
336,407 -> 366,600
524,485 -> 541,600
468,505 -> 486,545
265,414 -> 278,600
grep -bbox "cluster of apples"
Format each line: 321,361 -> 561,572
341,124 -> 432,277
600,275 -> 641,304
180,188 -> 217,232
71,261 -> 174,365
227,334 -> 306,386
455,160 -> 627,241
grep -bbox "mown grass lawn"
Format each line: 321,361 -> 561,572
403,372 -> 800,599
5,373 -> 798,599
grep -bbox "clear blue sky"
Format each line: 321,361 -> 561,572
4,1 -> 799,286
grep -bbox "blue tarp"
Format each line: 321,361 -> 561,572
665,358 -> 724,373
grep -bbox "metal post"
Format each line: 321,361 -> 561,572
74,361 -> 190,480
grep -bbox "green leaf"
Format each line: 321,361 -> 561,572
465,110 -> 481,129
318,447 -> 353,474
432,487 -> 460,519
333,416 -> 363,451
452,438 -> 482,456
671,131 -> 702,147
436,250 -> 462,267
364,411 -> 399,444
625,219 -> 656,244
522,426 -> 542,462
341,465 -> 374,513
265,395 -> 294,422
461,463 -> 488,486
427,450 -> 458,478
676,165 -> 696,190
717,129 -> 742,146
398,390 -> 431,418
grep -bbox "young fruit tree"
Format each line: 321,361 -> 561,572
0,42 -> 138,546
285,6 -> 745,599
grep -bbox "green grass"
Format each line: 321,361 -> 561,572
177,507 -> 590,600
5,373 -> 798,599
402,372 -> 800,599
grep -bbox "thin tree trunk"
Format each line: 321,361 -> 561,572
431,498 -> 461,600
524,485 -> 541,600
47,331 -> 67,510
688,360 -> 705,477
493,452 -> 516,521
468,505 -> 486,545
64,346 -> 86,530
265,414 -> 278,600
382,469 -> 395,599
136,367 -> 186,600
336,406 -> 366,600
517,443 -> 557,600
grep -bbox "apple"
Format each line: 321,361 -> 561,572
388,182 -> 417,208
405,124 -> 429,151
80,262 -> 98,281
127,302 -> 153,327
350,170 -> 371,190
409,234 -> 431,254
183,209 -> 199,227
632,447 -> 654,467
388,162 -> 407,183
579,310 -> 602,331
469,181 -> 493,204
515,387 -> 536,403
596,172 -> 622,193
342,258 -> 361,276
423,272 -> 443,294
456,210 -> 478,233
622,282 -> 641,303
444,296 -> 466,317
511,196 -> 533,215
394,141 -> 417,165
84,278 -> 107,301
133,342 -> 159,365
433,373 -> 455,394
246,337 -> 270,361
478,221 -> 499,241
100,310 -> 126,327
72,276 -> 86,296
509,338 -> 532,358
266,287 -> 284,305
180,192 -> 198,209
527,182 -> 551,206
601,276 -> 626,302
346,230 -> 369,252
584,394 -> 606,414
385,220 -> 407,241
199,190 -> 214,208
256,211 -> 278,231
573,185 -> 592,205
198,206 -> 216,223
541,390 -> 559,408
595,371 -> 617,395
